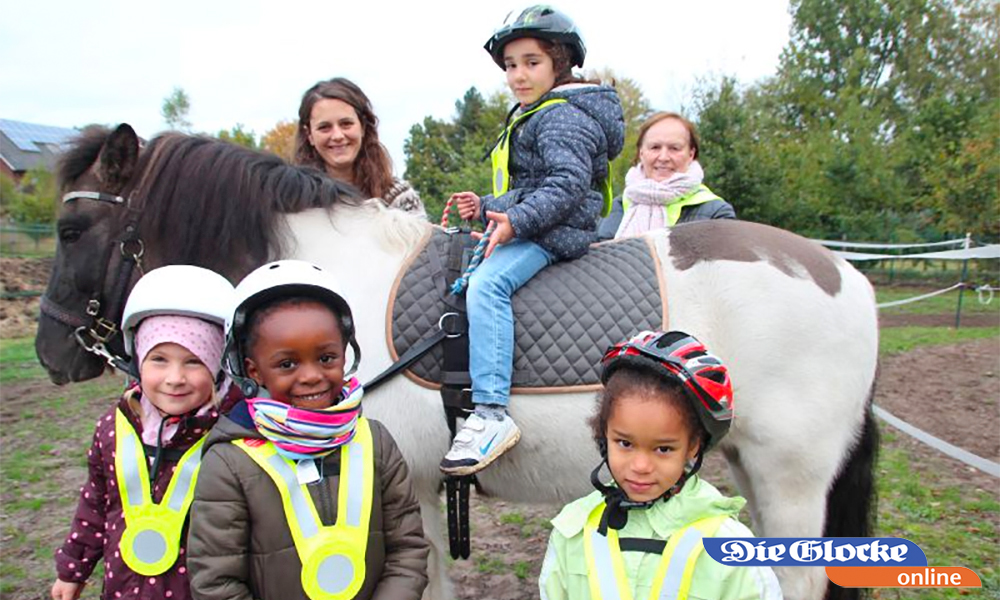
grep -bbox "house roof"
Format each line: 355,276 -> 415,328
0,118 -> 79,174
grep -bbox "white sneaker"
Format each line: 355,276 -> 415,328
439,412 -> 521,476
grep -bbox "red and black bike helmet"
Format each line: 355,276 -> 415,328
484,5 -> 587,70
600,330 -> 734,451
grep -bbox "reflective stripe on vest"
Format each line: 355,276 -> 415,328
115,408 -> 206,576
621,185 -> 721,227
582,503 -> 728,600
490,99 -> 615,216
233,416 -> 374,600
492,99 -> 567,197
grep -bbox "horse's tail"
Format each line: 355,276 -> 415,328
823,381 -> 880,600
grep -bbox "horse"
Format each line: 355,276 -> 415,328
36,124 -> 880,600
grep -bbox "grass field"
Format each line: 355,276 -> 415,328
1,308 -> 997,599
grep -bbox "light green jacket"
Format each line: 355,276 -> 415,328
539,477 -> 783,600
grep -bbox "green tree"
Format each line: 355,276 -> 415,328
0,172 -> 20,219
586,68 -> 653,196
692,0 -> 998,241
404,87 -> 511,219
694,77 -> 785,228
217,123 -> 258,149
162,87 -> 192,131
0,167 -> 58,224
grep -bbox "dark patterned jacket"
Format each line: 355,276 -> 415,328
481,83 -> 625,260
54,387 -> 239,600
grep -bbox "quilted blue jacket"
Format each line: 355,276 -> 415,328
481,83 -> 625,260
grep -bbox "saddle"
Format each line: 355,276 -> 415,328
386,229 -> 667,392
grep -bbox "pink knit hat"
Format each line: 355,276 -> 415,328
135,315 -> 225,375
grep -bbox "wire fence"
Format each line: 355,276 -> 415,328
816,234 -> 1000,327
0,223 -> 56,257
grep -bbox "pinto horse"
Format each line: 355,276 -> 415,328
36,124 -> 879,600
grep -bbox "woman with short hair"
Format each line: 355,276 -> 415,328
598,111 -> 734,239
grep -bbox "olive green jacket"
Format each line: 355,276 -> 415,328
187,404 -> 428,600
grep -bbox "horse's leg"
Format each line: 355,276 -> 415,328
720,445 -> 760,530
415,483 -> 452,600
728,435 -> 830,599
726,388 -> 872,600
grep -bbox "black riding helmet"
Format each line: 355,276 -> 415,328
484,5 -> 587,69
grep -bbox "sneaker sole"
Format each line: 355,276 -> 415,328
440,427 -> 522,476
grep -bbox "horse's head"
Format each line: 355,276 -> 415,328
36,123 -> 366,384
36,124 -> 142,384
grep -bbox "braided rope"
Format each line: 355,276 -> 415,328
450,221 -> 496,295
440,197 -> 454,228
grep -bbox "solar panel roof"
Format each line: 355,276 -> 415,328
0,119 -> 78,153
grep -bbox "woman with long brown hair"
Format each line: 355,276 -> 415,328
295,77 -> 425,217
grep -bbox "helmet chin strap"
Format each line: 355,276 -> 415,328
224,335 -> 362,399
590,444 -> 706,532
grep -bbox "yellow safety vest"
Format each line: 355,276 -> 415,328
491,99 -> 614,217
115,408 -> 206,576
622,185 -> 722,227
233,417 -> 374,600
582,503 -> 728,600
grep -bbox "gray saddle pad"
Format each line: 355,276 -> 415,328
388,230 -> 665,391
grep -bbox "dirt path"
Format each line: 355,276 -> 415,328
0,257 -> 50,339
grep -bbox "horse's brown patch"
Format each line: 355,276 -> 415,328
668,220 -> 843,296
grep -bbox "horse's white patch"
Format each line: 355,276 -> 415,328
278,207 -> 878,600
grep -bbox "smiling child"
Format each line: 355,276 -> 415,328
539,331 -> 783,600
186,260 -> 428,600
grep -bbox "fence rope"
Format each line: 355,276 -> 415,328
874,405 -> 1000,478
876,283 -> 965,308
976,285 -> 998,305
815,237 -> 968,250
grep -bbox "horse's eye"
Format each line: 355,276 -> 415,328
59,228 -> 82,243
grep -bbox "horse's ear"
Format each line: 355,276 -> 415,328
95,123 -> 140,193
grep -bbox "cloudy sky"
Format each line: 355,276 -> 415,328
0,0 -> 791,168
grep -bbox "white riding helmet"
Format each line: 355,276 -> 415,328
121,265 -> 235,357
224,260 -> 360,394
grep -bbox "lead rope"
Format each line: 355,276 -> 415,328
440,197 -> 455,228
450,221 -> 496,295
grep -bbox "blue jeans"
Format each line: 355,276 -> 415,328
467,239 -> 555,407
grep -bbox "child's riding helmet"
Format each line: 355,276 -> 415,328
484,5 -> 587,69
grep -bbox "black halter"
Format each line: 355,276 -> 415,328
40,190 -> 145,371
590,441 -> 706,532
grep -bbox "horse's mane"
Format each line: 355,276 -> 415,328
55,128 -> 366,279
56,125 -> 112,188
363,198 -> 433,252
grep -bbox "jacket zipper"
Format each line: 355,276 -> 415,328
316,458 -> 335,525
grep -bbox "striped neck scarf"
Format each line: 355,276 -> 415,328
246,378 -> 363,460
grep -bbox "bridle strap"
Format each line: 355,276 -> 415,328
39,295 -> 91,329
62,191 -> 125,204
42,190 -> 145,367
